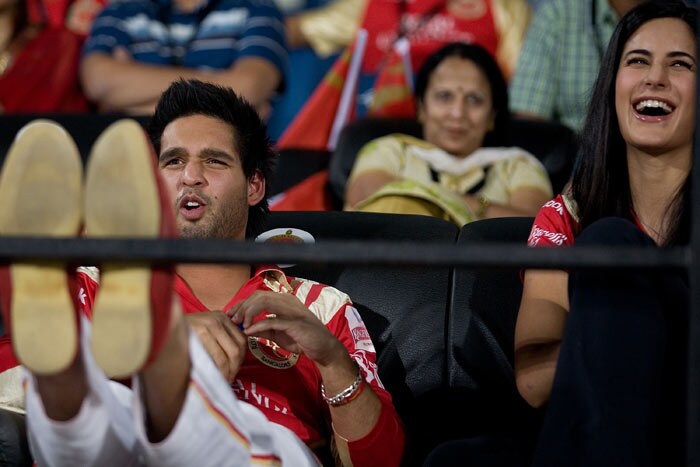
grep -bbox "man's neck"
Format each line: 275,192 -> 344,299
176,263 -> 253,311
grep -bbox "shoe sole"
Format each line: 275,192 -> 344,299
85,119 -> 161,379
0,121 -> 82,375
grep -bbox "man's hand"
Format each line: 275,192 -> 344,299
227,291 -> 348,367
185,311 -> 247,382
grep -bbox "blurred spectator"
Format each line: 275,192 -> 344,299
27,0 -> 106,36
509,0 -> 646,132
283,0 -> 363,57
80,0 -> 287,117
357,0 -> 532,116
266,0 -> 365,140
0,0 -> 104,113
344,42 -> 552,226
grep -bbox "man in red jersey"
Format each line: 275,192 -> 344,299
0,79 -> 404,466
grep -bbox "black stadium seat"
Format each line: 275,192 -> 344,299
0,114 -> 328,198
0,408 -> 30,466
262,211 -> 459,466
0,114 -> 150,166
443,217 -> 544,462
269,148 -> 330,196
0,117 -> 544,465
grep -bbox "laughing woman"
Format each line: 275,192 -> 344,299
514,1 -> 696,466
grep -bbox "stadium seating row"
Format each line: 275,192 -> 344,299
263,211 -> 543,465
0,211 -> 542,466
0,113 -> 578,208
0,113 -> 551,464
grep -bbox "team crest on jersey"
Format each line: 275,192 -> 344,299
248,337 -> 299,369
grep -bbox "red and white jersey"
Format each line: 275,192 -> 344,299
518,194 -> 578,281
528,194 -> 580,248
528,193 -> 649,248
77,266 -> 404,464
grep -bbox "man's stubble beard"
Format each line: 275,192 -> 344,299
177,197 -> 249,240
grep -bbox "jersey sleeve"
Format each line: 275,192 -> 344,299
304,283 -> 405,466
527,195 -> 576,247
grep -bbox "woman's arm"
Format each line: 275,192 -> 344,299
344,171 -> 399,209
463,186 -> 551,219
514,269 -> 569,408
81,53 -> 280,115
344,136 -> 406,209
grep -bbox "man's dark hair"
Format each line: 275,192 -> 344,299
573,0 -> 697,245
147,79 -> 275,239
413,41 -> 511,146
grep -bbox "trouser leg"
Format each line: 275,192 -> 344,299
26,316 -> 144,467
133,330 -> 319,467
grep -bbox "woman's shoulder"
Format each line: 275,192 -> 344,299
527,193 -> 579,247
360,133 -> 435,154
473,146 -> 545,170
372,133 -> 431,146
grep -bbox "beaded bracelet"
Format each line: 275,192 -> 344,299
321,363 -> 366,407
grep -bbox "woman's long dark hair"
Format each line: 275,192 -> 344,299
413,41 -> 510,146
571,0 -> 697,245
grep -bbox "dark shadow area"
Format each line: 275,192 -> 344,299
0,408 -> 30,467
263,211 -> 458,465
0,114 -> 150,165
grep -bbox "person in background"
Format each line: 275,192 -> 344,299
344,42 -> 552,226
0,0 -> 104,113
357,0 -> 531,116
80,0 -> 286,117
509,0 -> 646,133
29,0 -> 106,36
515,1 -> 695,465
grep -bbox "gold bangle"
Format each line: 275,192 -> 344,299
476,196 -> 490,218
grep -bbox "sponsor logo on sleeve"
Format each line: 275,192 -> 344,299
345,306 -> 375,352
543,199 -> 564,215
528,225 -> 568,247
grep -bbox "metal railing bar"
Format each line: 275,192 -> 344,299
0,237 -> 689,269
